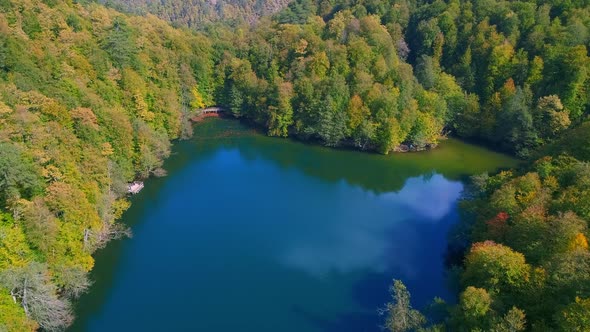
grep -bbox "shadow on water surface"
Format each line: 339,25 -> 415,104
189,119 -> 519,193
69,174 -> 173,331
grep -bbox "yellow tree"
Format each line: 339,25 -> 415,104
190,85 -> 206,110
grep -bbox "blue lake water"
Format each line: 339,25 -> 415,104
71,119 -> 517,332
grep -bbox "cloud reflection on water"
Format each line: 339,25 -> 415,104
280,174 -> 463,277
386,174 -> 464,220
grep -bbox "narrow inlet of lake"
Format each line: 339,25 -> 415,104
70,118 -> 518,332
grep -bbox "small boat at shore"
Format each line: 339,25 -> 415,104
127,181 -> 144,194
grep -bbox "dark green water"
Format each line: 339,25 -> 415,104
71,119 -> 518,332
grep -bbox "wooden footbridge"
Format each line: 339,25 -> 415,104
191,107 -> 226,122
201,107 -> 224,114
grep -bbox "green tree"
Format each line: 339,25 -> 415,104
0,287 -> 37,332
267,81 -> 294,137
228,84 -> 244,117
534,95 -> 570,140
101,17 -> 137,68
455,286 -> 493,330
556,297 -> 590,331
19,198 -> 58,254
463,241 -> 531,294
541,46 -> 589,121
416,55 -> 438,89
0,143 -> 43,206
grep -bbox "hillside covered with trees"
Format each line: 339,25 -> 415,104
104,0 -> 590,157
0,0 -> 589,329
97,0 -> 292,27
378,155 -> 590,331
0,0 -> 214,329
453,155 -> 590,330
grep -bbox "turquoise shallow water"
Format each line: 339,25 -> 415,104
71,119 -> 518,332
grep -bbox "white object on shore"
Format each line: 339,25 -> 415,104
128,181 -> 144,194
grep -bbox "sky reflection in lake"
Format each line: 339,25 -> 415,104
280,174 -> 463,278
71,119 -> 515,332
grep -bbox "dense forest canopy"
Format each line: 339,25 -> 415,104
0,0 -> 215,329
101,0 -> 590,156
97,0 -> 293,27
233,0 -> 589,156
0,0 -> 589,329
449,155 -> 590,331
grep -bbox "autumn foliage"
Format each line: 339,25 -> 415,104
454,156 -> 590,330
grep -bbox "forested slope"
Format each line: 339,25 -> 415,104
402,0 -> 590,157
443,155 -> 590,331
0,1 -> 214,329
211,14 -> 455,153
97,0 -> 292,26
1,0 -> 590,329
107,0 -> 590,157
275,0 -> 590,155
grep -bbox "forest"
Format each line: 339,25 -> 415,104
0,0 -> 588,329
0,0 -> 215,329
96,0 -> 293,27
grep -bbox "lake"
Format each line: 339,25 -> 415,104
70,119 -> 518,332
